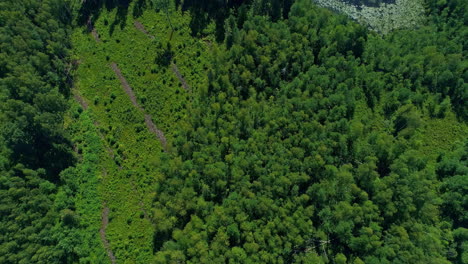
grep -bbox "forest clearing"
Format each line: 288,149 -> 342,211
0,0 -> 466,263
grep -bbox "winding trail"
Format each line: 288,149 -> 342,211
145,114 -> 167,148
110,63 -> 142,111
110,62 -> 168,151
134,21 -> 155,39
171,62 -> 190,92
100,205 -> 117,264
88,18 -> 101,42
92,29 -> 101,42
74,93 -> 89,110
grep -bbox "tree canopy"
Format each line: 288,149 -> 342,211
0,0 -> 466,263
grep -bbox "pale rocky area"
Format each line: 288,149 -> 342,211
313,0 -> 425,34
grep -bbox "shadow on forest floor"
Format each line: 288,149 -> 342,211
78,0 -> 131,36
177,0 -> 238,42
78,0 -> 246,42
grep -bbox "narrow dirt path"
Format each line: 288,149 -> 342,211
92,29 -> 101,42
100,204 -> 117,264
79,19 -> 155,264
110,62 -> 167,151
110,63 -> 143,111
74,93 -> 89,110
145,114 -> 167,149
171,62 -> 190,92
134,21 -> 155,39
88,18 -> 101,42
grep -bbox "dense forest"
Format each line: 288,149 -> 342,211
0,0 -> 467,263
0,0 -> 87,262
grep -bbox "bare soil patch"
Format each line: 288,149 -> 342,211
134,21 -> 155,39
144,114 -> 167,151
91,29 -> 101,42
74,93 -> 89,110
100,205 -> 117,264
171,62 -> 191,92
110,63 -> 143,111
87,17 -> 101,42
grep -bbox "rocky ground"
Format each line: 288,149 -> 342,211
313,0 -> 424,34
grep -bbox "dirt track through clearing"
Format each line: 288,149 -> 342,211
134,21 -> 155,39
110,63 -> 142,111
100,205 -> 117,264
145,114 -> 167,148
87,27 -> 118,263
110,62 -> 167,151
171,62 -> 191,92
87,18 -> 101,43
74,93 -> 89,110
80,19 -> 167,263
92,29 -> 101,42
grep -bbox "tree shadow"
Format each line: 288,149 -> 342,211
179,0 -> 245,42
154,43 -> 174,68
9,130 -> 75,183
132,0 -> 146,18
109,1 -> 130,36
179,0 -> 294,42
77,0 -> 130,36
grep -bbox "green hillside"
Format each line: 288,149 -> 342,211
0,0 -> 466,263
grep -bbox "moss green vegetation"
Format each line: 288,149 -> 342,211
60,104 -> 108,262
145,0 -> 468,262
69,1 -> 211,262
1,0 -> 467,263
0,1 -> 77,262
78,5 -> 211,137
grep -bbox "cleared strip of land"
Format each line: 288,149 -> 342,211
100,205 -> 117,264
110,62 -> 168,151
134,21 -> 155,39
171,62 -> 191,92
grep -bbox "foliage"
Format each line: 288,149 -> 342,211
437,141 -> 468,263
0,0 -> 77,262
147,0 -> 467,262
1,0 -> 467,263
69,2 -> 211,262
